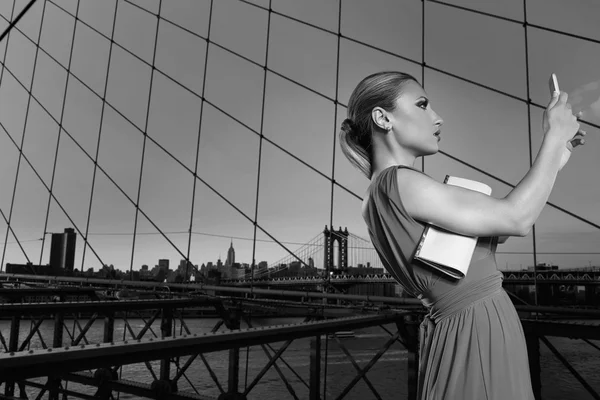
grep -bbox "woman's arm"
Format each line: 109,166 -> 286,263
396,92 -> 581,238
497,236 -> 509,244
396,162 -> 558,237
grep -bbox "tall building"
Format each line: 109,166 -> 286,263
156,259 -> 169,275
254,261 -> 268,279
225,240 -> 235,267
177,259 -> 195,279
50,228 -> 76,274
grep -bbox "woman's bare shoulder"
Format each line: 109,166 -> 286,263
361,188 -> 371,219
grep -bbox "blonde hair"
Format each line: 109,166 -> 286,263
339,71 -> 418,178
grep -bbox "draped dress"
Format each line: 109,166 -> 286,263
362,165 -> 535,400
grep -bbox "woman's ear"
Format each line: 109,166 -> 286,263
371,107 -> 390,131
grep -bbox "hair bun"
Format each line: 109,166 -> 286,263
342,118 -> 358,135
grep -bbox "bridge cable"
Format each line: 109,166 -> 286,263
80,0 -> 126,275
522,0 -> 539,308
58,0 -> 85,394
0,3 -> 306,271
323,1 -> 345,397
0,5 -> 588,272
0,0 -> 50,268
9,14 -> 592,264
245,0 -> 273,389
0,0 -> 38,43
0,2 -> 22,269
0,2 -> 118,270
128,0 -> 164,277
93,0 -> 600,262
184,0 -> 214,292
0,0 -> 598,277
238,0 -> 600,231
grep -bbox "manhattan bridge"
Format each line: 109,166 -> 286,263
233,226 -> 384,279
0,1 -> 599,400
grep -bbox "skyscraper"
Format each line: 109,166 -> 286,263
157,259 -> 169,273
50,228 -> 76,274
225,240 -> 235,267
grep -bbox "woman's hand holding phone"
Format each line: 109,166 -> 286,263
542,73 -> 586,170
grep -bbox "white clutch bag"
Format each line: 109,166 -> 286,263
414,176 -> 492,279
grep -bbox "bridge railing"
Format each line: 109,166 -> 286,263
0,295 -> 418,400
0,273 -> 424,306
1,274 -> 600,399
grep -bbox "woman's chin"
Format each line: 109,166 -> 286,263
413,143 -> 440,157
423,146 -> 439,156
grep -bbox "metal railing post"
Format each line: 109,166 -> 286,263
397,315 -> 419,400
309,335 -> 321,400
160,307 -> 173,381
4,315 -> 21,396
525,333 -> 542,400
49,310 -> 65,400
216,308 -> 246,400
103,312 -> 114,344
229,310 -> 241,395
228,343 -> 240,394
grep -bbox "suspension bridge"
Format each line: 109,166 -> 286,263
239,226 -> 383,279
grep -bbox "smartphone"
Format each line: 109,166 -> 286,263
550,73 -> 560,95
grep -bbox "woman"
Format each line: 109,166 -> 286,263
339,71 -> 584,400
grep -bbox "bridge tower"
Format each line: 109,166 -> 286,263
323,226 -> 348,273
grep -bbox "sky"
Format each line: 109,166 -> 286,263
0,0 -> 598,273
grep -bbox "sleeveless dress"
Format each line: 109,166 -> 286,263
362,165 -> 535,400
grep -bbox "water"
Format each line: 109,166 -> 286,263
1,317 -> 598,399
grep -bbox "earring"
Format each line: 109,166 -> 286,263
386,126 -> 392,131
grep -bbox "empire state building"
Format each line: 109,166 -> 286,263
225,240 -> 235,267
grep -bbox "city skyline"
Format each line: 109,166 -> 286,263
0,0 -> 598,273
3,224 -> 388,273
4,224 -> 595,275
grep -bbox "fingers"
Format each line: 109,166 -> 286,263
569,129 -> 587,149
566,140 -> 574,152
548,91 -> 560,108
558,91 -> 568,104
570,137 -> 585,148
547,90 -> 568,109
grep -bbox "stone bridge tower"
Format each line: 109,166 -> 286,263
323,226 -> 348,273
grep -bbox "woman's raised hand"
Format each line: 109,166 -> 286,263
543,91 -> 586,170
543,91 -> 580,138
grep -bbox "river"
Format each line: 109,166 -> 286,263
1,317 -> 598,399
